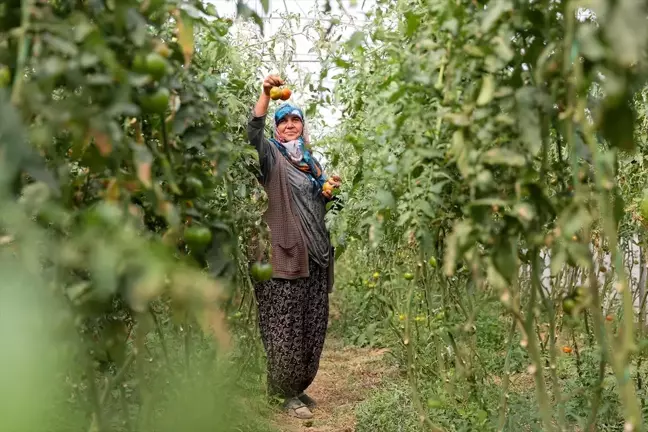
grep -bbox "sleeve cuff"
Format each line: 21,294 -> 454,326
249,110 -> 267,122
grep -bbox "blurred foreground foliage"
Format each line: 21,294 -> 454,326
0,0 -> 282,430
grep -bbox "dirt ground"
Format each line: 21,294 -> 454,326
270,338 -> 395,432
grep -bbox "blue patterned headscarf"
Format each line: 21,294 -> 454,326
270,102 -> 328,189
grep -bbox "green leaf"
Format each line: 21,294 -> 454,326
482,148 -> 526,167
566,243 -> 592,269
397,210 -> 413,226
375,190 -> 395,209
604,0 -> 648,68
418,200 -> 435,219
441,18 -> 458,36
0,94 -> 57,192
493,36 -> 515,63
260,0 -> 269,13
236,1 -> 263,33
476,75 -> 495,106
449,128 -> 464,153
416,148 -> 444,159
126,7 -> 148,47
577,24 -> 606,61
404,12 -> 420,37
446,113 -> 471,127
487,263 -> 508,291
43,34 -> 79,56
443,220 -> 473,277
482,0 -> 513,33
429,180 -> 449,195
559,206 -> 592,239
346,31 -> 365,49
511,202 -> 535,229
492,237 -> 517,284
550,246 -> 566,276
515,87 -> 542,156
334,58 -> 353,68
599,94 -> 636,152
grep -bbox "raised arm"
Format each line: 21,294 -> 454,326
247,75 -> 285,183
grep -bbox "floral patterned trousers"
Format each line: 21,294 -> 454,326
254,258 -> 329,398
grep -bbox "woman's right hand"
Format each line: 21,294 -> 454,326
262,74 -> 285,96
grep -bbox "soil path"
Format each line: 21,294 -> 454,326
271,338 -> 394,432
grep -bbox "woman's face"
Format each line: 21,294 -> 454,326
277,115 -> 303,141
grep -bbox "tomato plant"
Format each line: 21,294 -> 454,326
317,0 -> 648,430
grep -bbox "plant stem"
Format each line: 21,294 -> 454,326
100,353 -> 136,405
497,319 -> 517,431
11,0 -> 33,106
523,271 -> 556,432
149,307 -> 170,365
532,249 -> 565,429
87,362 -> 105,432
584,357 -> 606,432
404,278 -> 445,432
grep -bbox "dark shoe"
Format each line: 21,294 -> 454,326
283,397 -> 313,419
298,393 -> 317,409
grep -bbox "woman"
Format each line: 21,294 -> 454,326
247,74 -> 341,419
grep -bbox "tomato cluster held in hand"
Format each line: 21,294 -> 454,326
270,86 -> 292,101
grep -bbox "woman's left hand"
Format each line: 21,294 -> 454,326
322,175 -> 341,199
329,175 -> 341,188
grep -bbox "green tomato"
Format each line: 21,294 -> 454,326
428,256 -> 438,268
145,52 -> 169,80
132,53 -> 148,74
84,201 -> 124,227
184,176 -> 204,198
140,87 -> 170,114
251,262 -> 273,281
0,66 -> 11,88
403,272 -> 414,281
184,226 -> 212,251
562,298 -> 576,315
